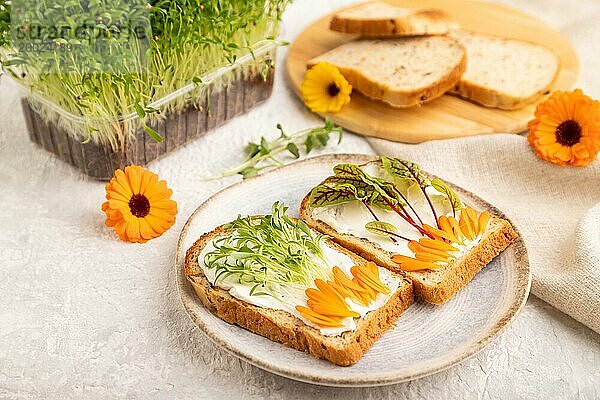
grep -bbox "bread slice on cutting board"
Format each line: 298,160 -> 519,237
449,30 -> 560,109
330,2 -> 458,37
308,36 -> 466,108
185,225 -> 414,366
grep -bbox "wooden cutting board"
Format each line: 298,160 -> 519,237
285,0 -> 579,143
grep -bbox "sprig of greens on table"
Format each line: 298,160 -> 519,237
203,202 -> 333,299
309,156 -> 464,242
211,118 -> 343,179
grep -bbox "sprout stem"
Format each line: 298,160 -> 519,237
201,122 -> 341,180
362,200 -> 397,244
367,227 -> 412,242
383,198 -> 434,238
399,159 -> 440,229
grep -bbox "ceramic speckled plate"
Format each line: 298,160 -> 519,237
176,154 -> 531,387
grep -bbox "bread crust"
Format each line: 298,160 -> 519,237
330,5 -> 456,37
450,78 -> 556,110
307,38 -> 467,108
184,225 -> 414,366
300,194 -> 518,304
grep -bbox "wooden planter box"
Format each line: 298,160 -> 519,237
20,48 -> 276,180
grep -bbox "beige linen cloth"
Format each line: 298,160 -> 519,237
368,134 -> 600,333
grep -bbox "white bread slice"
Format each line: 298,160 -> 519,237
308,36 -> 466,108
185,224 -> 414,366
330,2 -> 459,37
299,192 -> 517,305
449,30 -> 560,110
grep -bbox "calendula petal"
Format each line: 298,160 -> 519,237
111,177 -> 133,199
149,208 -> 176,223
306,301 -> 359,318
413,242 -> 451,259
415,252 -> 452,263
463,207 -> 479,233
478,211 -> 491,233
351,265 -> 389,294
418,238 -> 457,252
125,217 -> 140,241
315,279 -> 347,305
423,223 -> 458,243
392,257 -> 444,271
138,218 -> 156,240
296,306 -> 344,327
114,169 -> 133,193
333,267 -> 364,292
447,216 -> 464,240
125,165 -> 142,194
108,198 -> 130,213
305,287 -> 330,303
106,190 -> 131,203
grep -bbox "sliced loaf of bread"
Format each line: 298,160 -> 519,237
330,2 -> 458,37
449,30 -> 560,109
308,36 -> 466,108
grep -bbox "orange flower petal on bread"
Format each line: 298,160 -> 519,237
297,263 -> 390,328
392,207 -> 492,271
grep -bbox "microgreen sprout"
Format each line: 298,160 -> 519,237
309,157 -> 465,243
0,0 -> 290,148
203,202 -> 334,302
207,118 -> 343,180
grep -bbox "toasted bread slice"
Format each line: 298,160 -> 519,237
185,225 -> 414,366
300,196 -> 517,305
330,2 -> 458,37
449,30 -> 560,109
308,36 -> 466,108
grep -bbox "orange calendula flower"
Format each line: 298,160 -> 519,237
296,262 -> 389,327
527,89 -> 600,166
301,62 -> 352,113
392,207 -> 491,271
102,165 -> 177,243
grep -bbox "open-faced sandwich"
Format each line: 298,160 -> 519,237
300,157 -> 518,304
185,157 -> 518,365
185,202 -> 413,366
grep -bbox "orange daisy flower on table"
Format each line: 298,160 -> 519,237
527,89 -> 600,166
102,165 -> 177,243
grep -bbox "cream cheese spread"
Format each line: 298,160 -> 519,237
198,235 -> 401,336
312,185 -> 454,255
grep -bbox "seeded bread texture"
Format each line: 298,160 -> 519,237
185,225 -> 414,366
330,2 -> 458,37
308,36 -> 467,108
449,30 -> 560,109
300,195 -> 518,305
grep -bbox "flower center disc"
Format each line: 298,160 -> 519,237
555,119 -> 582,147
327,83 -> 340,97
129,194 -> 150,218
